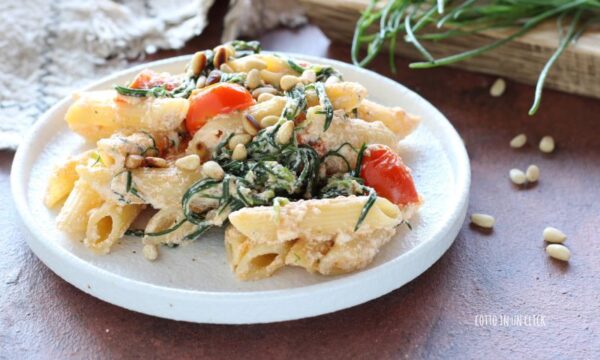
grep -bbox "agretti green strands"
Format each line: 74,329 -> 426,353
352,0 -> 600,115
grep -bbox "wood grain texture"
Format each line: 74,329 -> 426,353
300,0 -> 600,100
2,2 -> 600,358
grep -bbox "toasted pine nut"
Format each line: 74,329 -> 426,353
232,143 -> 248,161
301,70 -> 317,84
276,121 -> 294,145
471,213 -> 495,229
260,70 -> 284,86
526,165 -> 540,182
145,157 -> 168,168
245,69 -> 261,89
125,154 -> 144,169
509,168 -> 526,185
260,115 -> 279,128
543,227 -> 567,243
220,63 -> 234,73
175,154 -> 200,171
539,136 -> 555,153
143,244 -> 158,261
252,86 -> 279,98
213,46 -> 228,69
490,78 -> 506,97
228,134 -> 252,150
202,160 -> 224,180
257,92 -> 275,103
510,133 -> 527,148
191,52 -> 207,77
546,244 -> 570,262
206,70 -> 222,86
280,75 -> 300,91
242,114 -> 260,136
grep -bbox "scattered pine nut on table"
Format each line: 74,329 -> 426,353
470,213 -> 495,229
510,133 -> 527,148
509,168 -> 527,185
546,244 -> 571,262
543,227 -> 567,243
490,78 -> 506,97
539,136 -> 555,153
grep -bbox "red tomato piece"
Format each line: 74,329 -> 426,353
129,69 -> 179,91
360,145 -> 419,205
185,83 -> 255,134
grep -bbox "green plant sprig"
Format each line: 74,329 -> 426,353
352,0 -> 600,115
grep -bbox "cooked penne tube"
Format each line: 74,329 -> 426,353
224,226 -> 293,281
358,99 -> 420,139
45,150 -> 99,208
229,196 -> 405,244
66,90 -> 189,141
84,202 -> 143,254
56,180 -> 104,235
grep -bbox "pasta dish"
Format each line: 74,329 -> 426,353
45,41 -> 422,281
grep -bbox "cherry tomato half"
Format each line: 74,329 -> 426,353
185,83 -> 255,134
360,145 -> 419,205
129,69 -> 179,91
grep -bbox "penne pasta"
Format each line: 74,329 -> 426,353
228,196 -> 405,244
358,99 -> 420,139
56,180 -> 104,235
66,90 -> 189,141
85,202 -> 143,254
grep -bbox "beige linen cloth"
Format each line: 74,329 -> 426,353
0,0 -> 305,149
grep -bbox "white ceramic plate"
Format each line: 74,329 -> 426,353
11,54 -> 470,324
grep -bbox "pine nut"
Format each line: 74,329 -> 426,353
509,168 -> 526,185
125,154 -> 144,169
470,213 -> 495,229
206,70 -> 222,86
526,165 -> 540,182
228,134 -> 252,150
280,75 -> 300,91
252,86 -> 279,99
191,51 -> 207,77
276,120 -> 294,145
220,63 -> 234,73
213,46 -> 228,69
232,143 -> 248,161
143,244 -> 158,261
260,70 -> 284,86
145,157 -> 168,168
539,136 -> 555,153
543,227 -> 567,243
195,75 -> 207,89
546,244 -> 571,262
257,92 -> 275,103
175,154 -> 200,171
242,114 -> 260,136
510,133 -> 527,148
245,69 -> 261,89
490,78 -> 506,97
325,76 -> 340,85
301,70 -> 317,84
202,160 -> 224,180
260,115 -> 279,128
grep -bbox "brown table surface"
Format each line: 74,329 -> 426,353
2,3 -> 600,359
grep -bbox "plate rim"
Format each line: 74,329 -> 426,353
11,53 -> 470,324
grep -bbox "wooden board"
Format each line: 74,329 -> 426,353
300,0 -> 600,100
